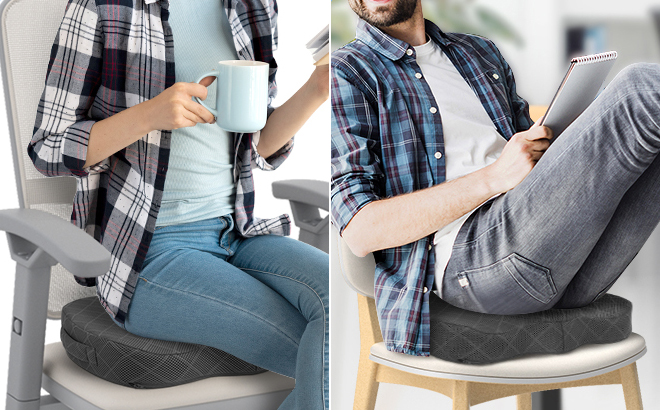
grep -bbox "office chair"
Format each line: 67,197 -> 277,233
0,0 -> 329,408
333,211 -> 645,410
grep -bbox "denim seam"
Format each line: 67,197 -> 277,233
137,278 -> 301,348
453,89 -> 642,249
235,266 -> 327,410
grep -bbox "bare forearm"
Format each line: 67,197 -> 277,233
342,166 -> 501,257
84,102 -> 153,168
257,75 -> 327,158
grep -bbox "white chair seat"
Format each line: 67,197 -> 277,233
42,343 -> 295,410
369,333 -> 646,385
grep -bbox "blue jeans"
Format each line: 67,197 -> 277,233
442,63 -> 660,314
122,215 -> 329,410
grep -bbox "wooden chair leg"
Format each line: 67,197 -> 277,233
354,357 -> 379,410
517,393 -> 532,410
620,363 -> 643,410
452,380 -> 470,410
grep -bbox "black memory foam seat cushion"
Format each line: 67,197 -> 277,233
429,292 -> 633,364
61,296 -> 266,389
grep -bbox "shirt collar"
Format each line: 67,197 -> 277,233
355,18 -> 451,61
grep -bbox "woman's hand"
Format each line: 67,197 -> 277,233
485,120 -> 553,194
142,78 -> 217,131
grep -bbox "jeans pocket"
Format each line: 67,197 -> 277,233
445,253 -> 557,314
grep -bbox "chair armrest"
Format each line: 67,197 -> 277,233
272,179 -> 329,253
272,179 -> 328,212
0,208 -> 109,277
2,209 -> 110,409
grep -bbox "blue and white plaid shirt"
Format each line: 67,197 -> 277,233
28,0 -> 291,326
331,18 -> 533,356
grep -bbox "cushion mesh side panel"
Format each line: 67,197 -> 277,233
429,293 -> 632,364
61,297 -> 266,389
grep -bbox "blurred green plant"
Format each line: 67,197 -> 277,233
331,0 -> 523,51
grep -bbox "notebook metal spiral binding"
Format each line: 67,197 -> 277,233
572,51 -> 618,65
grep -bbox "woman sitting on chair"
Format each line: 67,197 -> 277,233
27,1 -> 329,409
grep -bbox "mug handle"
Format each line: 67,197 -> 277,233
192,71 -> 219,117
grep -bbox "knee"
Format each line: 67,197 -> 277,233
611,63 -> 660,90
301,258 -> 329,321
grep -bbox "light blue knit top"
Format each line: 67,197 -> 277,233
156,1 -> 239,227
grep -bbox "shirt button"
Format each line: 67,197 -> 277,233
434,152 -> 443,159
430,107 -> 437,114
423,287 -> 428,293
428,243 -> 432,250
493,73 -> 500,80
406,49 -> 413,56
415,72 -> 422,79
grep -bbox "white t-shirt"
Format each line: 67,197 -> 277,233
413,38 -> 507,296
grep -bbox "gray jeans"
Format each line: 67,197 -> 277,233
441,63 -> 660,314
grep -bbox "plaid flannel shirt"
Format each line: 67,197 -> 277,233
331,19 -> 533,356
28,0 -> 292,326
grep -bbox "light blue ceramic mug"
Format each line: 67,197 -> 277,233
193,60 -> 269,133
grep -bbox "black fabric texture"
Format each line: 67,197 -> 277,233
60,296 -> 266,389
429,292 -> 632,364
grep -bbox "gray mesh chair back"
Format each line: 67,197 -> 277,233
0,0 -> 95,319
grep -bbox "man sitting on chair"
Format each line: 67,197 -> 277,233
330,0 -> 660,357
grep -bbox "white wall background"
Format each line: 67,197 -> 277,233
483,0 -> 660,105
331,0 -> 660,409
0,0 -> 329,404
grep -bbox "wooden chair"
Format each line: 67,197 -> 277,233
333,226 -> 647,410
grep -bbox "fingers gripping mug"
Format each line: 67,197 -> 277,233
193,60 -> 270,133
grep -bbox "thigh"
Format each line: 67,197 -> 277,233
228,235 -> 329,323
124,247 -> 307,378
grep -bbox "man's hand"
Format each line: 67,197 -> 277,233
486,120 -> 553,194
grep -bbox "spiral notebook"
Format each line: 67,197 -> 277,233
541,51 -> 618,137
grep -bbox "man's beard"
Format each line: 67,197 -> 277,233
349,0 -> 418,28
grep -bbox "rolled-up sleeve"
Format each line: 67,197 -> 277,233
28,0 -> 103,178
330,61 -> 383,235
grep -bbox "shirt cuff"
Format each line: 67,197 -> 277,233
331,180 -> 380,235
250,130 -> 294,171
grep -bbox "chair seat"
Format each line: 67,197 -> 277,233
42,343 -> 295,410
369,333 -> 646,385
